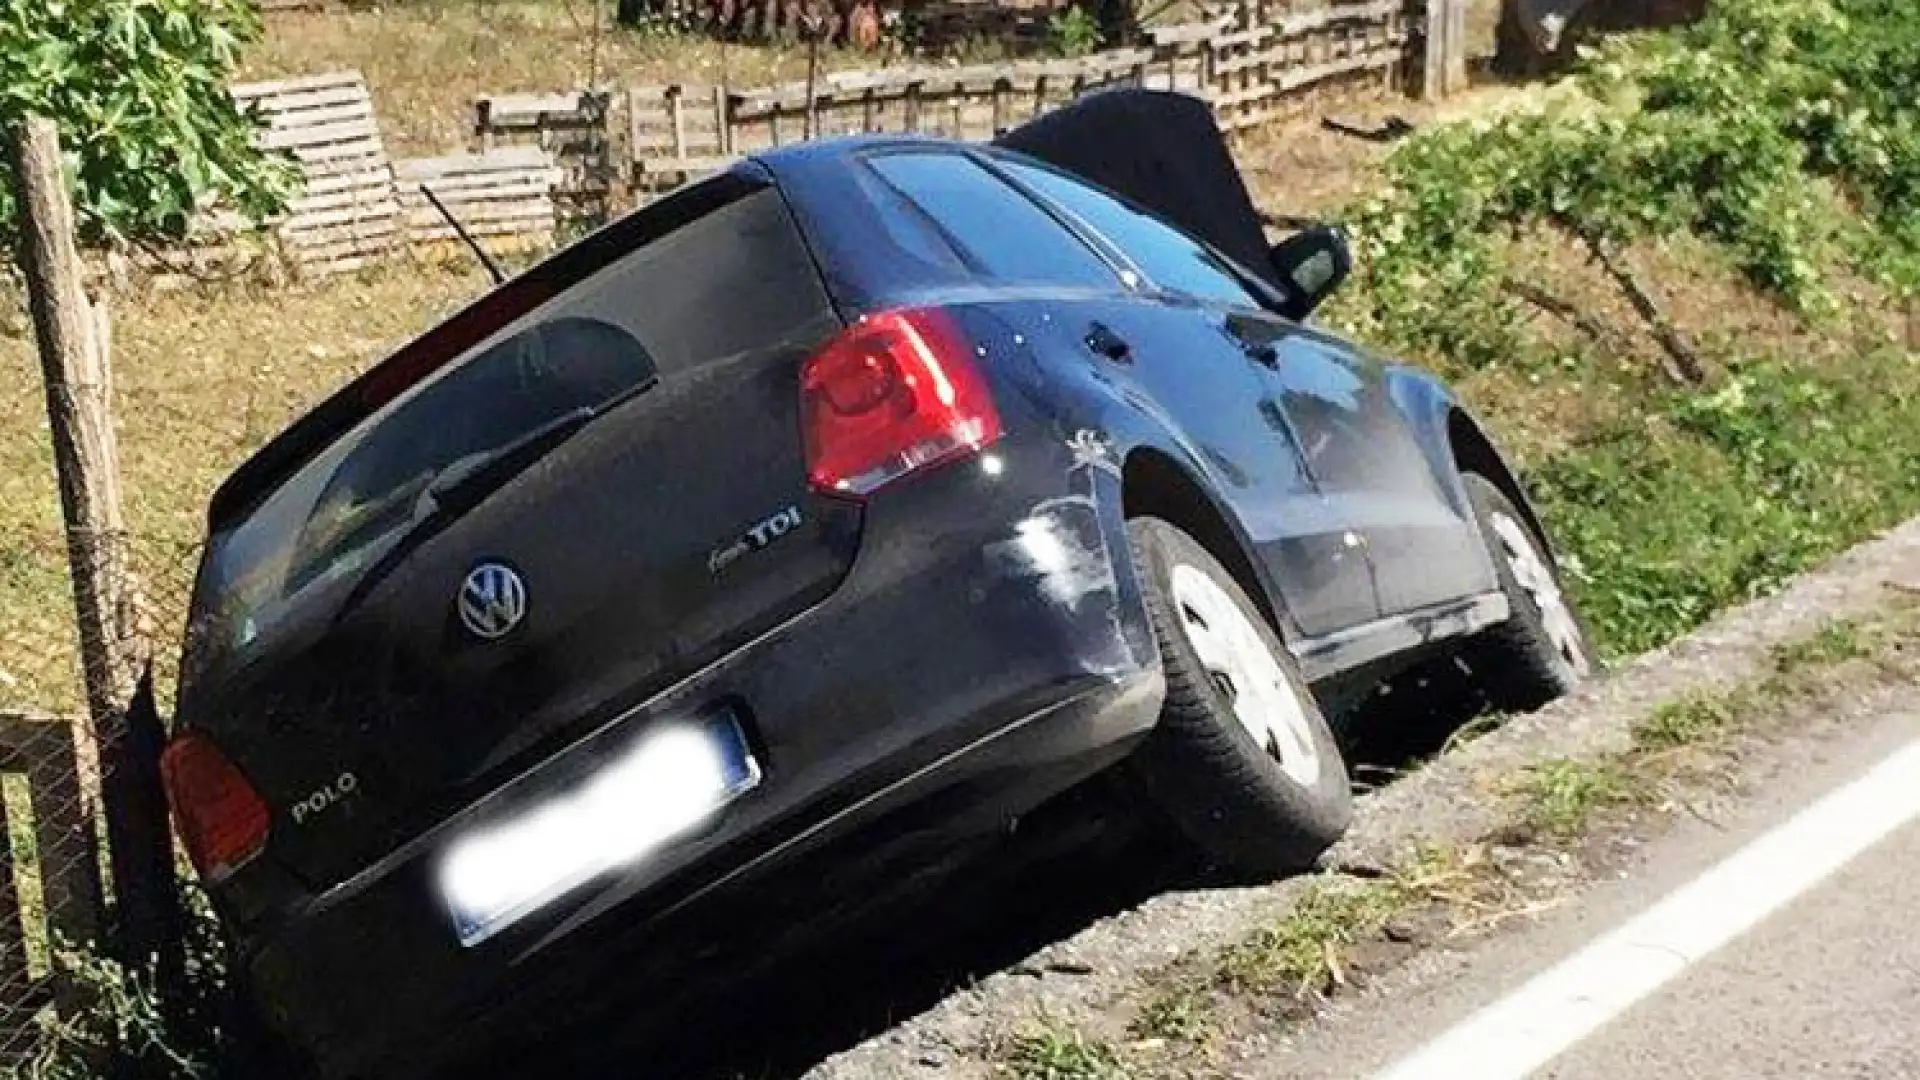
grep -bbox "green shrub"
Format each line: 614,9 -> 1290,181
1046,5 -> 1105,57
1337,0 -> 1920,366
0,0 -> 296,246
1333,0 -> 1920,660
1531,350 -> 1920,658
26,888 -> 238,1080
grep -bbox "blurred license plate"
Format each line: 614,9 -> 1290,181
439,711 -> 760,946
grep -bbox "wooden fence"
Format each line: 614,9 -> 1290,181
396,147 -> 562,260
143,0 -> 1462,279
482,0 -> 1433,203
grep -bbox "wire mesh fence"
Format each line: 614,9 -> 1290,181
0,521 -> 201,1072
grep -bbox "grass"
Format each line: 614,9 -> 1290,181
1129,982 -> 1213,1044
1214,875 -> 1408,996
1633,693 -> 1739,752
2,773 -> 50,977
1123,869 -> 1424,1061
1530,348 -> 1920,661
1633,608 -> 1920,757
1121,601 -> 1918,1065
1770,618 -> 1876,674
1510,758 -> 1639,837
1004,1025 -> 1129,1080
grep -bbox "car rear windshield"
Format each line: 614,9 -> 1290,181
187,183 -> 832,661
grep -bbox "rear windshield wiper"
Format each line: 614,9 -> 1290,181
425,405 -> 596,517
336,379 -> 656,615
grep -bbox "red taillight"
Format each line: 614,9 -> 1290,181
800,308 -> 1004,497
161,732 -> 270,883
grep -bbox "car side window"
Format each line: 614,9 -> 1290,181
995,158 -> 1268,311
866,152 -> 1121,290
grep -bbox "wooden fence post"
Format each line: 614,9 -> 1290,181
6,116 -> 144,736
1423,0 -> 1468,98
6,116 -> 179,983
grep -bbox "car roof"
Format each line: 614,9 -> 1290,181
747,91 -> 1280,294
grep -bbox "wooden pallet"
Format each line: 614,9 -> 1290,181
395,146 -> 561,258
474,91 -> 615,219
233,71 -> 402,276
629,85 -> 734,190
0,712 -> 104,1069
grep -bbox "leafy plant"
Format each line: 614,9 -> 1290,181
26,886 -> 241,1080
1047,5 -> 1104,57
1531,349 -> 1920,658
1514,758 -> 1637,835
1322,0 -> 1920,661
1335,0 -> 1920,369
0,0 -> 297,247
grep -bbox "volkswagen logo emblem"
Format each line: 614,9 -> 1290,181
457,563 -> 527,640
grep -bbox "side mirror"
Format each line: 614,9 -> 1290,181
1269,224 -> 1352,322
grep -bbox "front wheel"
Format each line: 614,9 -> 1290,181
1460,473 -> 1595,710
1123,517 -> 1352,878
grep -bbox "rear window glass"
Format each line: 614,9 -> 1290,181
866,152 -> 1120,290
997,158 -> 1267,309
191,186 -> 830,653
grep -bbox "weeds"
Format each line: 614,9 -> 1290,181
1133,607 -> 1916,1059
1770,618 -> 1874,674
1638,610 -> 1917,754
1124,871 -> 1418,1057
1004,1025 -> 1128,1080
1129,982 -> 1213,1043
1529,350 -> 1920,659
1214,876 -> 1408,996
1045,5 -> 1105,57
26,886 -> 236,1080
1328,0 -> 1920,663
1512,759 -> 1638,837
1634,693 -> 1739,752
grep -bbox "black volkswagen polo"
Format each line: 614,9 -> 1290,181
165,90 -> 1591,1079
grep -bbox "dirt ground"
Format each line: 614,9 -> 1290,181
241,1 -> 892,158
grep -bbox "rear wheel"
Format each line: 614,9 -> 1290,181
1460,473 -> 1594,710
1124,517 -> 1351,878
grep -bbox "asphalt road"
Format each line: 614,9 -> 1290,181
1252,692 -> 1920,1080
1541,815 -> 1920,1080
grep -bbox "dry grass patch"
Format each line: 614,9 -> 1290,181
243,2 -> 874,158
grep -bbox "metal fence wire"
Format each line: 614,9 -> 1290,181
0,525 -> 200,1072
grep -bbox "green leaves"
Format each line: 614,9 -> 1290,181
0,0 -> 296,247
1341,0 -> 1920,367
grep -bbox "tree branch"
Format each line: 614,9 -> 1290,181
1502,277 -> 1631,354
1575,228 -> 1707,385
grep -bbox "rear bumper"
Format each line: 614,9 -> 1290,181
238,439 -> 1163,1079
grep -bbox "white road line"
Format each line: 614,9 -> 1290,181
1369,736 -> 1920,1080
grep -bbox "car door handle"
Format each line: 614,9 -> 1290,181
1084,322 -> 1133,364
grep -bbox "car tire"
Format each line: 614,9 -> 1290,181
1124,517 -> 1352,878
1459,473 -> 1596,710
